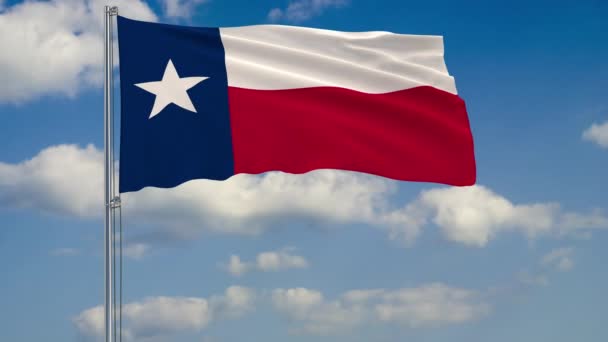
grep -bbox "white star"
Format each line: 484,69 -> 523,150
135,59 -> 209,119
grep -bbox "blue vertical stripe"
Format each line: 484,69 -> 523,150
117,16 -> 234,193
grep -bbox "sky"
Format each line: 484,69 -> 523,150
1,0 -> 608,341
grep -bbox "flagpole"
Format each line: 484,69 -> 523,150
104,5 -> 118,342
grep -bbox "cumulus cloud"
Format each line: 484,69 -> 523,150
272,283 -> 489,334
73,286 -> 254,341
2,144 -> 607,248
273,287 -> 358,334
126,166 -> 410,240
0,144 -> 103,217
0,0 -> 157,103
210,285 -> 256,318
223,248 -> 309,277
267,0 -> 348,23
257,249 -> 309,271
405,185 -> 608,246
372,285 -> 489,327
583,120 -> 608,148
0,144 -> 419,241
161,0 -> 208,18
225,255 -> 249,277
74,284 -> 486,338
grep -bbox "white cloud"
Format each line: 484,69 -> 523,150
161,0 -> 208,19
0,144 -> 103,217
273,288 -> 324,316
74,286 -> 254,341
223,248 -> 309,276
126,165 -> 407,239
0,0 -> 157,103
267,0 -> 348,23
74,284 -> 484,338
50,247 -> 80,256
0,144 -> 417,240
225,255 -> 249,277
272,283 -> 489,334
273,287 -> 361,334
2,145 -> 607,248
257,249 -> 309,271
583,120 -> 608,148
210,285 -> 256,318
541,247 -> 574,272
75,297 -> 210,341
405,185 -> 608,247
74,305 -> 106,341
372,284 -> 489,327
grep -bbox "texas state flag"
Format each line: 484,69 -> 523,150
117,16 -> 476,193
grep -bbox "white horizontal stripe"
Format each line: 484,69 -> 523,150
219,25 -> 457,94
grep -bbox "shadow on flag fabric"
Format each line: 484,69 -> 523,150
116,16 -> 476,193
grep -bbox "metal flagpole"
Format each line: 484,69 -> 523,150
104,5 -> 118,342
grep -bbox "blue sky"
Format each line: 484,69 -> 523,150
1,0 -> 608,341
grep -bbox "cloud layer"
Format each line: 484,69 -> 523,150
1,144 -> 607,248
74,283 -> 488,339
74,286 -> 255,341
272,283 -> 489,334
0,144 -> 417,239
0,0 -> 156,103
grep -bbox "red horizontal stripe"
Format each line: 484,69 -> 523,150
228,86 -> 476,186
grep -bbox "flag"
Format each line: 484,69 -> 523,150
117,16 -> 476,193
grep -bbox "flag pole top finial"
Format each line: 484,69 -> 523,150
105,6 -> 118,15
